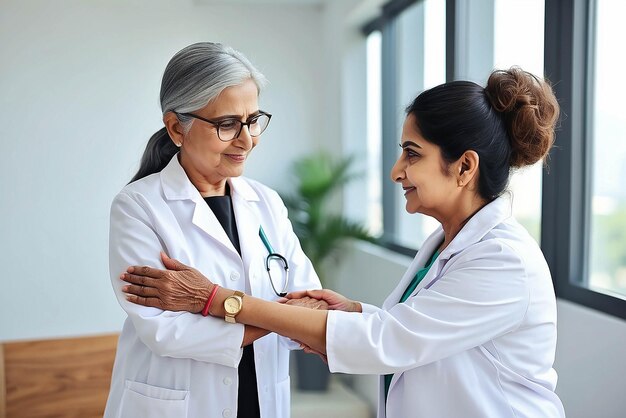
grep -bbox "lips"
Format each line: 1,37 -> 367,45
226,154 -> 246,163
403,186 -> 416,196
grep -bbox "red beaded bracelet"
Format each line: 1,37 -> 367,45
202,285 -> 220,317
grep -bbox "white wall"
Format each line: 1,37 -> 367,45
553,300 -> 626,418
0,0 -> 327,341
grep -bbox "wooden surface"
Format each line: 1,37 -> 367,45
1,334 -> 118,418
0,345 -> 6,418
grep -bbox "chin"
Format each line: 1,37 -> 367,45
404,204 -> 420,214
226,166 -> 245,177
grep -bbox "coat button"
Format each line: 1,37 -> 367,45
223,377 -> 232,386
222,409 -> 232,418
230,272 -> 240,281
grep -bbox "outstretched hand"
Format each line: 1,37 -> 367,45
284,289 -> 361,313
283,296 -> 329,311
121,252 -> 212,313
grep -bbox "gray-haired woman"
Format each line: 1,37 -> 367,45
104,42 -> 322,418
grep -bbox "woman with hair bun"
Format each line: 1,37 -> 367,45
122,67 -> 566,417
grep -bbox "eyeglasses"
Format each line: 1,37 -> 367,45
259,226 -> 290,297
176,111 -> 272,142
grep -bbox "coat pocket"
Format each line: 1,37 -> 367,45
119,380 -> 189,418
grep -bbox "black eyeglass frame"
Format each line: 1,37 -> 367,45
176,111 -> 272,142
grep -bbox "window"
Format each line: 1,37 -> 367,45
367,0 -> 546,248
494,0 -> 545,243
543,0 -> 626,318
365,0 -> 626,318
364,0 -> 447,252
587,1 -> 626,298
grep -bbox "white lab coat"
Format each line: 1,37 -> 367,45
326,196 -> 566,418
104,155 -> 321,418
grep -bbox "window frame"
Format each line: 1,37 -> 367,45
543,0 -> 626,319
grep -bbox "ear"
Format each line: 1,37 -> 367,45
456,150 -> 479,187
163,112 -> 186,147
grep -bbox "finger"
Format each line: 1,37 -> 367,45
122,284 -> 159,298
126,265 -> 166,278
120,273 -> 160,288
276,297 -> 289,304
302,346 -> 320,355
283,290 -> 309,299
284,299 -> 301,306
125,293 -> 163,309
302,289 -> 327,299
160,252 -> 188,271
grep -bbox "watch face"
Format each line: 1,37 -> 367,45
224,297 -> 241,314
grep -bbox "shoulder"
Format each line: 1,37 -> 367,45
234,176 -> 286,207
111,173 -> 163,213
486,218 -> 547,268
445,221 -> 533,282
446,217 -> 548,288
451,237 -> 527,274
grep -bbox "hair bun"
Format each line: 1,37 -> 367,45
485,67 -> 560,168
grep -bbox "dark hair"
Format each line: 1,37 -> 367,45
129,42 -> 267,184
406,66 -> 559,200
129,128 -> 178,183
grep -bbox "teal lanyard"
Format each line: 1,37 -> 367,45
259,226 -> 274,253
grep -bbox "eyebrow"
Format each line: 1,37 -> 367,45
210,110 -> 262,121
401,140 -> 422,149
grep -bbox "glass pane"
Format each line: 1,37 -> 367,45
588,1 -> 626,297
366,31 -> 383,236
394,0 -> 446,248
493,0 -> 545,243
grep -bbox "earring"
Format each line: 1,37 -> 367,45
176,142 -> 182,147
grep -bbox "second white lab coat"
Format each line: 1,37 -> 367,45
326,196 -> 566,418
104,155 -> 321,418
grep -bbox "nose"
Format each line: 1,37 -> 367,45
233,124 -> 254,149
390,155 -> 406,183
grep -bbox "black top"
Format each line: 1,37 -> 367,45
204,186 -> 260,418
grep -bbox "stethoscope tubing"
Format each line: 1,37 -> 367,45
259,226 -> 290,297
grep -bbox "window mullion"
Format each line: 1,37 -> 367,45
381,20 -> 399,243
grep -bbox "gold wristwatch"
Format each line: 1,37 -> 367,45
223,291 -> 244,323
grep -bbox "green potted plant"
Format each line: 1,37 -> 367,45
282,151 -> 377,391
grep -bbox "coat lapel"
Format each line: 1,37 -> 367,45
159,155 -> 239,257
381,228 -> 445,310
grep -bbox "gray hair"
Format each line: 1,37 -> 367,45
130,42 -> 267,183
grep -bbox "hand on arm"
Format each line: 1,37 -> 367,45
122,252 -> 212,313
123,253 -> 330,354
122,252 -> 269,347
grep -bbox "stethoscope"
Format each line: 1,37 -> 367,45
259,226 -> 290,297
